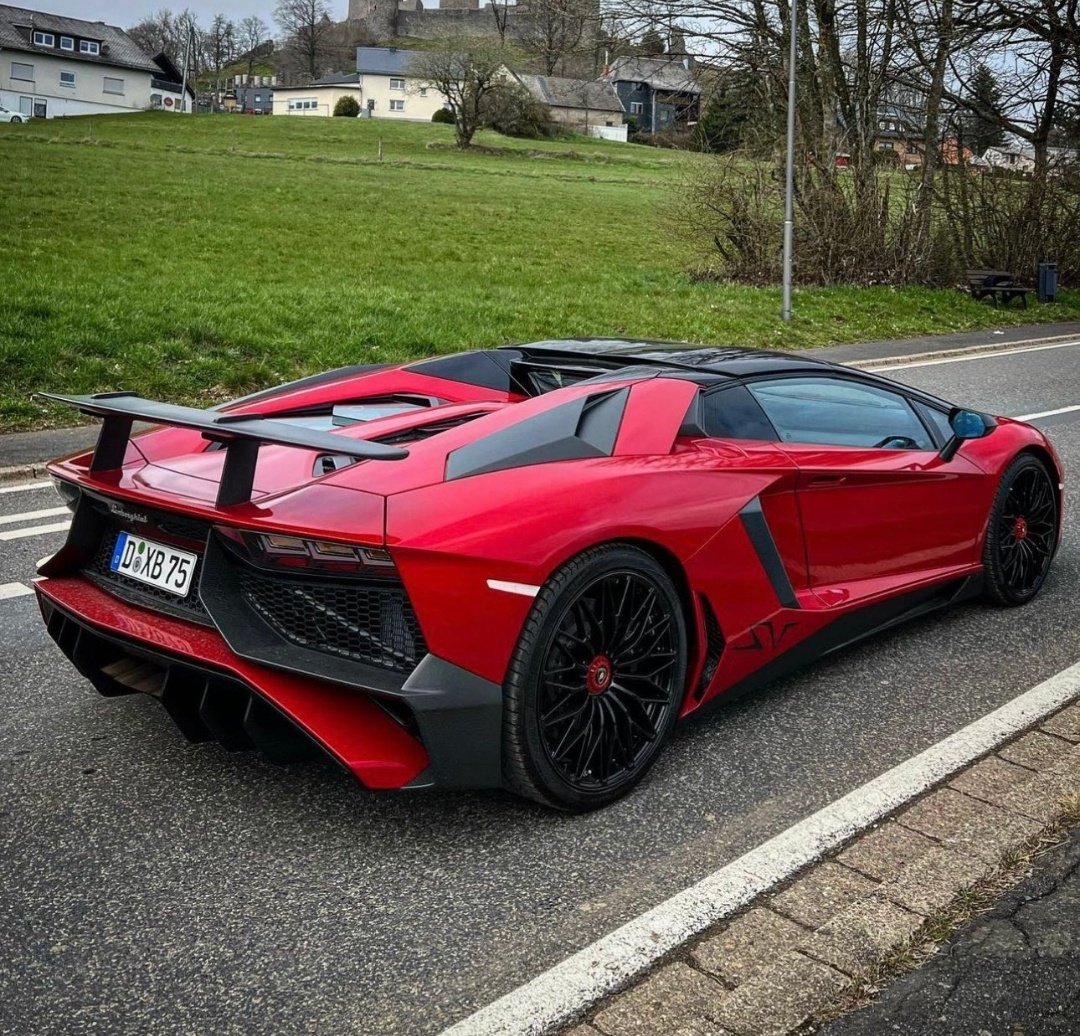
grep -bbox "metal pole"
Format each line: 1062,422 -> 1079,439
781,0 -> 798,322
179,21 -> 192,113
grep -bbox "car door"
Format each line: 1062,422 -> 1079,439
745,374 -> 991,599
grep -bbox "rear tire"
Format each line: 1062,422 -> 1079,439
502,544 -> 688,811
982,453 -> 1058,606
10,116 -> 21,124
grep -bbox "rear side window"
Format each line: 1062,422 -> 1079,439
699,384 -> 778,440
747,377 -> 935,450
915,401 -> 953,444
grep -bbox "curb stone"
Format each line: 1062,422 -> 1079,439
571,702 -> 1080,1036
0,463 -> 50,486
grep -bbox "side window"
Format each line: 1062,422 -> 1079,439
747,377 -> 934,450
915,401 -> 952,444
699,384 -> 778,440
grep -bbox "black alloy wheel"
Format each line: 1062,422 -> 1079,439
983,454 -> 1058,606
502,544 -> 688,811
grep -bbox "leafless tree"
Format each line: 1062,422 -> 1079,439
203,13 -> 236,93
237,15 -> 270,78
128,7 -> 201,67
490,0 -> 512,42
274,0 -> 335,79
519,0 -> 595,74
411,38 -> 513,147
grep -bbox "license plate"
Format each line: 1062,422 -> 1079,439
109,532 -> 197,598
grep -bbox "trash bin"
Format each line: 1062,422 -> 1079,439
1037,261 -> 1059,303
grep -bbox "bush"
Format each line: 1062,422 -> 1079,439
479,83 -> 553,139
333,95 -> 360,118
432,107 -> 455,125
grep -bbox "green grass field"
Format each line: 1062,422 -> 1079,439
1,111 -> 1076,432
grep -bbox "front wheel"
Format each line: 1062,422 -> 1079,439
982,454 -> 1058,606
10,116 -> 22,124
502,544 -> 688,811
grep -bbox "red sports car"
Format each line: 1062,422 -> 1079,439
36,341 -> 1064,810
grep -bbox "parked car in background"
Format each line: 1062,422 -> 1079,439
0,104 -> 29,123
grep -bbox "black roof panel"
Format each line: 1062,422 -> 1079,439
508,339 -> 836,377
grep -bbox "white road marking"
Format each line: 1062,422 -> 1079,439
487,579 -> 541,598
0,506 -> 68,526
0,582 -> 33,601
0,481 -> 51,495
0,520 -> 71,542
1015,405 -> 1080,422
865,339 -> 1080,371
441,658 -> 1080,1036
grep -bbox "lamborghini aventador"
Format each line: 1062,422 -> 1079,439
34,340 -> 1065,809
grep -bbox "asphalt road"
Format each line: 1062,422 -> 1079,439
1,339 -> 1079,1036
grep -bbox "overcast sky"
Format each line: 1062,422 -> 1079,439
36,1 -> 347,29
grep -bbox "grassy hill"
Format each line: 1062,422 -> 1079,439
0,111 -> 1075,431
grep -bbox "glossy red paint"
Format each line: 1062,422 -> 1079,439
35,576 -> 429,789
36,345 -> 1066,793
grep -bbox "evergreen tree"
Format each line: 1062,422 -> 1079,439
640,27 -> 665,56
693,81 -> 753,152
962,64 -> 1007,155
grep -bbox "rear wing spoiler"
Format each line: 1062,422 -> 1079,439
38,391 -> 408,508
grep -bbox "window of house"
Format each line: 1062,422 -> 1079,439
59,70 -> 75,88
103,76 -> 124,94
32,31 -> 54,46
390,77 -> 405,90
877,140 -> 893,150
389,99 -> 405,111
288,97 -> 318,111
746,377 -> 934,450
60,36 -> 74,50
80,40 -> 101,55
629,101 -> 643,114
11,61 -> 33,80
254,94 -> 262,102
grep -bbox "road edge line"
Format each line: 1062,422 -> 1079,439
852,334 -> 1080,371
440,659 -> 1080,1036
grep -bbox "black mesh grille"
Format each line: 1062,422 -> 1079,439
236,567 -> 426,672
81,500 -> 214,626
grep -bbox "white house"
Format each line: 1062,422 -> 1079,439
274,51 -> 449,121
355,47 -> 447,122
0,4 -> 163,118
982,145 -> 1036,175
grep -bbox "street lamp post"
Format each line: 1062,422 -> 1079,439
781,0 -> 798,322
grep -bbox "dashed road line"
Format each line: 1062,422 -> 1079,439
1016,404 -> 1080,422
440,658 -> 1080,1036
0,520 -> 71,542
0,506 -> 68,526
0,582 -> 33,601
0,481 -> 51,495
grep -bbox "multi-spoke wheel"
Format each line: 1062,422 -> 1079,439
983,454 -> 1059,606
502,544 -> 688,810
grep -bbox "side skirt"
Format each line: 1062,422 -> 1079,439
692,573 -> 983,718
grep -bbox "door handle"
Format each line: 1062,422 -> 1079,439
808,474 -> 847,486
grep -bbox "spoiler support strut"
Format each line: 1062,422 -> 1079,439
39,391 -> 409,509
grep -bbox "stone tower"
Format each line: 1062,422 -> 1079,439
348,0 -> 398,40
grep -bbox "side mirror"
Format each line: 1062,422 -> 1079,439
939,408 -> 995,461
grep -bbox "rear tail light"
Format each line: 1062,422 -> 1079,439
238,532 -> 396,576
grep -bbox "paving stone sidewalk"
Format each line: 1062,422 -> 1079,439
820,825 -> 1080,1036
565,702 -> 1080,1036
